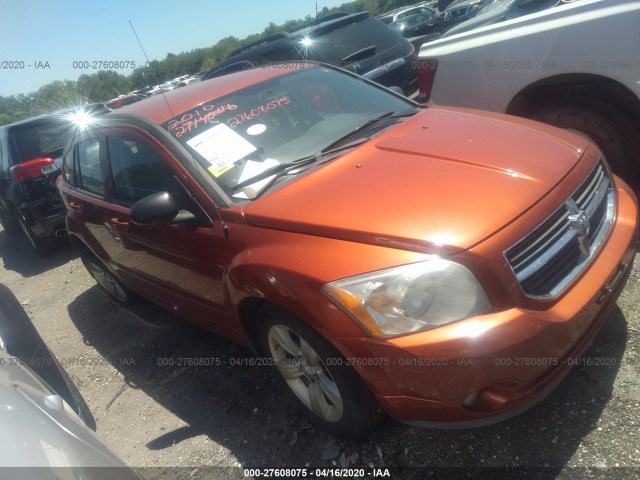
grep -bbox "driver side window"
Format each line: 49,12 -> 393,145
107,135 -> 181,205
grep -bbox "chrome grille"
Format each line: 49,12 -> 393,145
505,159 -> 615,299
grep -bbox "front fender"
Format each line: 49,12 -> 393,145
222,228 -> 424,340
226,249 -> 366,339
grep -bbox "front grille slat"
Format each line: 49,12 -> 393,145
515,227 -> 577,283
521,240 -> 582,296
575,166 -> 604,208
505,159 -> 615,299
509,209 -> 570,272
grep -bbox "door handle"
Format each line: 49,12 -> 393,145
111,217 -> 130,229
69,201 -> 82,212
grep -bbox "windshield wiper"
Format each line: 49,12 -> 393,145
231,109 -> 418,199
320,109 -> 418,154
231,156 -> 319,194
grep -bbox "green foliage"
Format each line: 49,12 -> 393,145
0,72 -> 131,125
77,71 -> 132,103
0,0 -> 418,126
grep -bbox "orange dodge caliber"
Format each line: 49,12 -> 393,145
58,63 -> 638,439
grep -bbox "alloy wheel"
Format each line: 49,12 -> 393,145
86,260 -> 129,304
267,324 -> 344,422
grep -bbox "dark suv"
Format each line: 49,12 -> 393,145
0,114 -> 68,254
203,12 -> 419,96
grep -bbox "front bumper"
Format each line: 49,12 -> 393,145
333,180 -> 637,427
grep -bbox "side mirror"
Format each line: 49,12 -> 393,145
130,191 -> 196,227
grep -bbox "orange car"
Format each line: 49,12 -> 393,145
57,63 -> 638,439
104,94 -> 148,110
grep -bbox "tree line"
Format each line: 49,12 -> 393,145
0,0 -> 415,126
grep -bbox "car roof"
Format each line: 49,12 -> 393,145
116,63 -> 311,125
1,113 -> 60,131
2,104 -> 109,131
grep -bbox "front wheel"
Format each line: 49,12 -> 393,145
256,305 -> 382,439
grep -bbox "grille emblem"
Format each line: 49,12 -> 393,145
567,200 -> 591,256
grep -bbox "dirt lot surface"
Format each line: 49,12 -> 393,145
1,228 -> 639,480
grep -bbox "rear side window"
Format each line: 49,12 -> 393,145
107,135 -> 180,204
257,43 -> 300,63
9,121 -> 66,165
77,139 -> 104,196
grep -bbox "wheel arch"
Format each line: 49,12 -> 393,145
227,260 -> 367,354
506,73 -> 640,128
68,232 -> 89,255
236,296 -> 269,352
67,231 -> 116,275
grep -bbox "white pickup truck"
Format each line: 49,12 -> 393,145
417,0 -> 640,186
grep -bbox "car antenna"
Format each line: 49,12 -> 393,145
128,21 -> 230,240
129,21 -> 176,119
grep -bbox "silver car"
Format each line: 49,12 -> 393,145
0,283 -> 142,477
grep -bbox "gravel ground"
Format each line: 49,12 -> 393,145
0,228 -> 639,480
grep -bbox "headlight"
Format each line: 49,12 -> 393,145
322,259 -> 491,338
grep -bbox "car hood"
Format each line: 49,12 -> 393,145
241,107 -> 586,255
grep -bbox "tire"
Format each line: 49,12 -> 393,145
81,254 -> 137,304
16,210 -> 55,256
529,98 -> 640,185
256,305 -> 383,439
0,208 -> 20,234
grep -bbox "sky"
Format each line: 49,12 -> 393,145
0,0 -> 349,97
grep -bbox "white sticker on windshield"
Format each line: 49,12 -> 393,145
247,124 -> 267,136
233,158 -> 280,199
186,123 -> 257,177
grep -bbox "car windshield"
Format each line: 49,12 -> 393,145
394,14 -> 432,29
398,6 -> 436,18
166,67 -> 415,200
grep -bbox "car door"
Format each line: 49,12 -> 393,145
63,134 -> 120,256
77,127 -> 242,338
